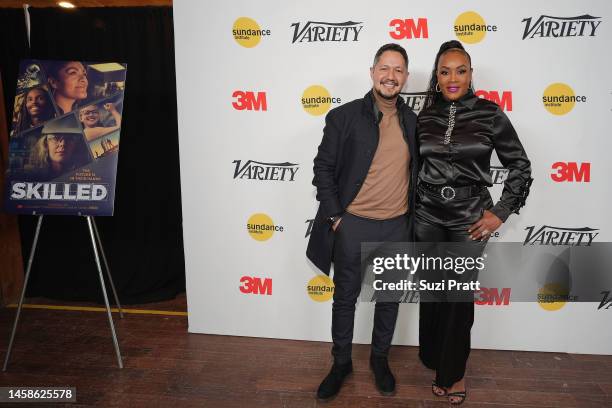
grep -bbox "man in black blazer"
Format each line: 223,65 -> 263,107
307,43 -> 418,400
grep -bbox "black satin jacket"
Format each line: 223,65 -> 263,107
417,91 -> 532,222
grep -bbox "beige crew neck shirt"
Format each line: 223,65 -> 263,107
346,100 -> 411,219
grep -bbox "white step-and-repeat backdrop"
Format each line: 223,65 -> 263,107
174,0 -> 612,354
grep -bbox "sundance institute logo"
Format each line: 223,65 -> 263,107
537,283 -> 577,311
454,11 -> 497,44
246,213 -> 284,241
542,83 -> 586,115
232,17 -> 271,48
302,85 -> 341,116
307,275 -> 335,302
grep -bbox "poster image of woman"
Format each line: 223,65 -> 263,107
45,60 -> 89,115
25,114 -> 91,181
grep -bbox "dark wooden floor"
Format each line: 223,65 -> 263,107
0,294 -> 610,407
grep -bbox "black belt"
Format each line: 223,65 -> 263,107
419,181 -> 485,201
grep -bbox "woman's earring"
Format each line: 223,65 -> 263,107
435,83 -> 441,92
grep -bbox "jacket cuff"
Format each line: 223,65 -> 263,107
321,198 -> 343,219
489,204 -> 511,223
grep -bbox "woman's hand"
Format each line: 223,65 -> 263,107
468,210 -> 502,241
103,103 -> 117,113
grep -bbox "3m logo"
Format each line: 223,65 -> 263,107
389,18 -> 429,39
239,276 -> 272,295
475,90 -> 512,111
475,287 -> 511,305
232,91 -> 268,111
551,162 -> 590,182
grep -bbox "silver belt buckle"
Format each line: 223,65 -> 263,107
441,186 -> 456,201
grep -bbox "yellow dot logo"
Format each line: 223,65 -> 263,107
232,17 -> 267,48
302,85 -> 340,116
307,275 -> 335,302
542,83 -> 582,115
454,11 -> 489,44
537,283 -> 569,311
247,213 -> 282,241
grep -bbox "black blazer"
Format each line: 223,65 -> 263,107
306,90 -> 419,275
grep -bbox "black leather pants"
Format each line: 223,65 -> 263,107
415,185 -> 492,387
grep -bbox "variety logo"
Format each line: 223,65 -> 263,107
490,166 -> 509,185
291,21 -> 363,43
537,283 -> 577,311
400,92 -> 426,112
232,17 -> 271,48
232,91 -> 267,111
240,276 -> 272,295
302,85 -> 341,116
542,83 -> 586,115
246,213 -> 284,242
524,225 -> 599,246
305,218 -> 314,238
551,162 -> 590,183
598,291 -> 612,310
307,275 -> 335,302
454,11 -> 497,44
389,18 -> 429,39
233,160 -> 299,182
522,14 -> 602,40
475,90 -> 512,111
475,287 -> 511,306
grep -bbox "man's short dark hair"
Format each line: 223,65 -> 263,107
372,43 -> 409,69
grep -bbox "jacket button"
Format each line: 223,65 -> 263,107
356,182 -> 362,186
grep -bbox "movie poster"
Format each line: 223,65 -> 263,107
3,59 -> 127,216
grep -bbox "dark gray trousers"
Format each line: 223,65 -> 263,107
331,212 -> 410,364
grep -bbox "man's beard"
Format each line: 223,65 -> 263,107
375,84 -> 400,100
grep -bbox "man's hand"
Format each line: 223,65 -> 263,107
332,217 -> 342,232
468,210 -> 502,241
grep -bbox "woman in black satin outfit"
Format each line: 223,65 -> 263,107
415,40 -> 532,405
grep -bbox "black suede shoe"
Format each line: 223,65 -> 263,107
369,355 -> 396,396
316,361 -> 353,401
